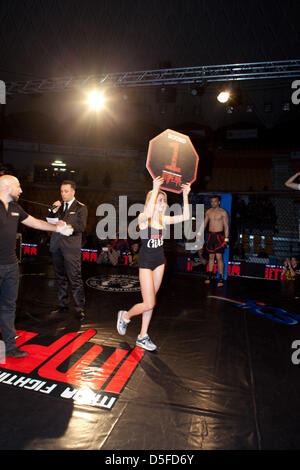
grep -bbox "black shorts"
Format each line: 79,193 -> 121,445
138,249 -> 165,271
206,231 -> 226,254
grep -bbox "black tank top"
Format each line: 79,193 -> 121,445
139,226 -> 164,255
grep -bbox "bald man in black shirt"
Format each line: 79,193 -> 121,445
0,175 -> 73,358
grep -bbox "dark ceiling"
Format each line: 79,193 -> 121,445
0,0 -> 299,81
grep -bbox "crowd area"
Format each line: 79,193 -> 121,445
84,222 -> 300,283
94,235 -> 140,267
19,200 -> 299,281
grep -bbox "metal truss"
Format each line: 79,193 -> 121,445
5,59 -> 300,96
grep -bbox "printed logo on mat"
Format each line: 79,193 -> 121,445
208,296 -> 300,325
86,274 -> 140,292
0,329 -> 144,410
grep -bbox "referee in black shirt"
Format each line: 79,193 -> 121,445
0,175 -> 73,358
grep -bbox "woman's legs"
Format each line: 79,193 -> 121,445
124,269 -> 155,321
139,264 -> 165,338
124,264 -> 164,336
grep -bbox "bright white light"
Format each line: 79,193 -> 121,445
51,161 -> 66,167
217,91 -> 230,103
88,91 -> 105,110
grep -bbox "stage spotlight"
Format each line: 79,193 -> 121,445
217,90 -> 230,103
87,90 -> 105,110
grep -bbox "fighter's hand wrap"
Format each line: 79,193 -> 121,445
56,223 -> 74,236
224,237 -> 229,247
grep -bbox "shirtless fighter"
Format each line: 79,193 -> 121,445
197,195 -> 229,287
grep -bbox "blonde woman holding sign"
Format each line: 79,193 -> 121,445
117,176 -> 191,351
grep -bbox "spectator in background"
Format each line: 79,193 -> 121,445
282,256 -> 300,281
110,233 -> 130,265
97,242 -> 119,266
190,246 -> 209,269
128,242 -> 140,266
281,256 -> 300,301
111,233 -> 130,254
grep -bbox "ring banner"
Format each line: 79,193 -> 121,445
146,129 -> 199,194
219,193 -> 232,280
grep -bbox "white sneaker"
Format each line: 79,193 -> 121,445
136,335 -> 157,351
117,310 -> 130,335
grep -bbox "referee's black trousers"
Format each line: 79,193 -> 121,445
52,247 -> 85,313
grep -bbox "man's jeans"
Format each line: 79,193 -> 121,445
0,263 -> 19,351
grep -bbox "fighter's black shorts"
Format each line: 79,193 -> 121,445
206,231 -> 226,254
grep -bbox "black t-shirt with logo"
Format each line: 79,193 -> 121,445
0,200 -> 28,264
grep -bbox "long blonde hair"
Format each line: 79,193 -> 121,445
144,189 -> 167,227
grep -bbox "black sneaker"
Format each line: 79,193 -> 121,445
6,347 -> 29,358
